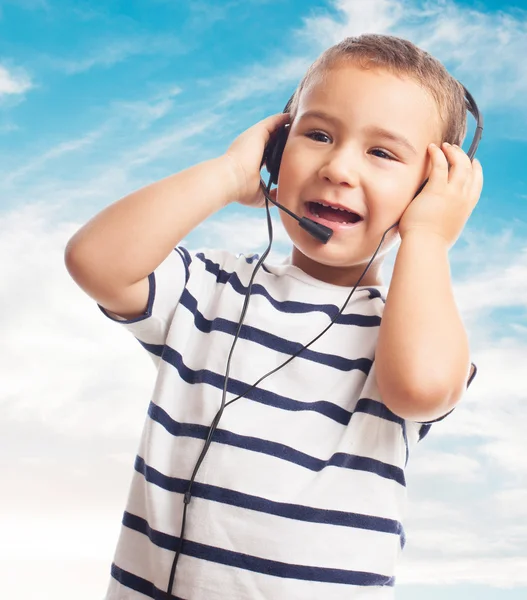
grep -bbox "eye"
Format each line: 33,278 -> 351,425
305,130 -> 332,143
370,148 -> 396,161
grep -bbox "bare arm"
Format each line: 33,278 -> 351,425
64,113 -> 289,319
375,142 -> 483,422
65,156 -> 239,318
375,231 -> 470,422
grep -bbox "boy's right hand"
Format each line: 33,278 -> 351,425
224,112 -> 290,208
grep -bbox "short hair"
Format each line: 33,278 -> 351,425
289,34 -> 468,145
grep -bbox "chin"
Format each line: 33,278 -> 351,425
294,242 -> 364,269
282,214 -> 398,264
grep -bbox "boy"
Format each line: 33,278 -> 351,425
65,34 -> 483,599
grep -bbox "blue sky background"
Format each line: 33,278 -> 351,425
1,1 -> 526,599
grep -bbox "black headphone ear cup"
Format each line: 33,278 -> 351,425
264,124 -> 290,185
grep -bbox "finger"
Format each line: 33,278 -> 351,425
261,112 -> 290,135
442,143 -> 472,190
424,143 -> 449,192
467,158 -> 484,206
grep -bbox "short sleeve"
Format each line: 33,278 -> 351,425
416,362 -> 478,440
98,246 -> 190,349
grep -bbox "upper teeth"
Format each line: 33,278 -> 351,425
318,201 -> 354,213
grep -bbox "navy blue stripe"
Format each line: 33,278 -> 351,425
353,398 -> 409,464
175,246 -> 191,283
97,271 -> 156,325
135,362 -> 406,461
363,287 -> 386,302
180,288 -> 373,374
160,345 -> 352,425
122,511 -> 396,587
195,252 -> 384,322
138,339 -> 164,357
111,563 -> 185,600
418,363 -> 478,440
131,344 -> 351,424
148,403 -> 405,486
354,397 -> 403,424
468,362 -> 477,387
135,455 -> 405,540
177,245 -> 192,267
401,420 -> 409,466
418,423 -> 432,441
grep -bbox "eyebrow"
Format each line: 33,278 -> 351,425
297,110 -> 418,156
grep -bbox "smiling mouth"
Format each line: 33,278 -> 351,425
307,201 -> 363,225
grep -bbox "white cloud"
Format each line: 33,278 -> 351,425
217,56 -> 313,106
425,336 -> 527,484
493,489 -> 527,519
223,0 -> 527,118
0,63 -> 32,96
403,3 -> 527,110
2,125 -> 109,186
0,121 -> 19,133
408,527 -> 516,556
298,0 -> 404,46
408,451 -> 483,482
211,0 -> 404,107
111,86 -> 182,130
455,254 -> 527,319
46,34 -> 187,74
405,499 -> 462,522
0,102 -> 217,209
397,556 -> 527,586
481,438 -> 527,480
1,559 -> 110,600
2,514 -> 119,560
0,204 -> 154,439
121,112 -> 219,169
194,211 -> 292,256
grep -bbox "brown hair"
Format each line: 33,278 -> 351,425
289,34 -> 468,145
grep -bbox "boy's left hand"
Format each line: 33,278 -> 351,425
398,142 -> 483,248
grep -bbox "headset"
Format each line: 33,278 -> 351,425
165,85 -> 483,597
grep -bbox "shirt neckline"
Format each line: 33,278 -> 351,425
264,255 -> 387,293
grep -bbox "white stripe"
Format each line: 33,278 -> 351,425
147,389 -> 407,471
124,476 -> 402,574
137,419 -> 407,521
110,526 -> 396,600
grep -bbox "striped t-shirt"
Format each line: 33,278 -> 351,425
100,247 -> 444,599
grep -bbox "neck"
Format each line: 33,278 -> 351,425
291,248 -> 384,287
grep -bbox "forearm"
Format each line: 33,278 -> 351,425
65,155 -> 238,289
375,230 -> 471,420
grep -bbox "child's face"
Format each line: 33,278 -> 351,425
275,62 -> 442,286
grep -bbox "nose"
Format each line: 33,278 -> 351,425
318,148 -> 360,188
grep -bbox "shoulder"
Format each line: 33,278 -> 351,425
177,248 -> 261,282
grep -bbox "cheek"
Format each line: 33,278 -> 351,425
279,143 -> 315,181
366,176 -> 415,224
281,154 -> 305,180
277,157 -> 306,199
